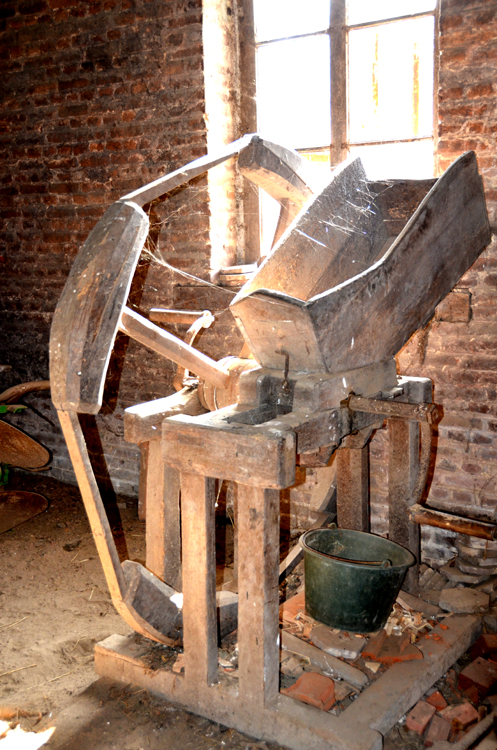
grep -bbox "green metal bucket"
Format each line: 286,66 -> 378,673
300,528 -> 416,633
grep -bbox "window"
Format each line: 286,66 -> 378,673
252,0 -> 438,251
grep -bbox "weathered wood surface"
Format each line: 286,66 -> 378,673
231,152 -> 490,374
56,409 -> 170,642
122,559 -> 238,643
0,379 -> 50,404
236,157 -> 387,303
143,441 -> 182,590
122,134 -> 310,209
280,631 -> 369,691
389,420 -> 421,593
238,137 -> 314,247
238,484 -> 280,707
181,473 -> 218,686
50,201 -> 149,414
124,386 -> 207,444
368,178 -> 436,236
119,306 -> 229,390
410,504 -> 497,540
337,444 -> 369,532
0,421 -> 50,469
149,309 -> 206,325
162,411 -> 296,489
50,135 -> 310,416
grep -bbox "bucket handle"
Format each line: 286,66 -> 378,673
300,529 -> 393,567
321,553 -> 392,567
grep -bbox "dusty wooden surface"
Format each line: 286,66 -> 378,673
50,201 -> 149,414
181,473 -> 218,687
0,420 -> 50,468
231,152 -> 490,375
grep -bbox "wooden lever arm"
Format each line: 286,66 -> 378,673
119,307 -> 229,390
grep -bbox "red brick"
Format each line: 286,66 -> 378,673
470,634 -> 497,661
406,701 -> 437,735
423,715 -> 451,747
459,657 -> 497,697
280,672 -> 336,711
426,691 -> 448,712
440,701 -> 479,731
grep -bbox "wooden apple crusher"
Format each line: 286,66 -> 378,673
50,136 -> 492,750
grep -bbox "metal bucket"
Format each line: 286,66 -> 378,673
300,528 -> 415,633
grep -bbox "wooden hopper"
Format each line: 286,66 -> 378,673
231,152 -> 491,374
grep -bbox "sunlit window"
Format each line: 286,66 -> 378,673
253,0 -> 437,252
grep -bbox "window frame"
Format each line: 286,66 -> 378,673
248,0 -> 440,170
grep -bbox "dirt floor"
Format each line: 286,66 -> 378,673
0,472 -> 496,750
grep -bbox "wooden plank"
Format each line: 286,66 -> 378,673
119,307 -> 229,390
337,444 -> 370,532
308,151 -> 491,373
389,420 -> 420,592
145,440 -> 182,590
50,201 -> 149,414
181,472 -> 218,686
124,387 -> 207,444
138,442 -> 148,521
149,309 -> 206,325
238,484 -> 280,707
330,0 -> 347,167
409,504 -> 497,540
234,157 -> 386,304
0,421 -> 50,469
162,414 -> 296,489
232,152 -> 490,377
238,137 -> 313,210
121,135 -> 255,207
281,631 -> 369,691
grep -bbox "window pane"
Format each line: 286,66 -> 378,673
347,0 -> 436,26
254,0 -> 330,42
257,36 -> 331,150
348,16 -> 434,144
349,139 -> 434,179
300,149 -> 333,188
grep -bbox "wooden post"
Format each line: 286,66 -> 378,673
180,472 -> 218,686
138,442 -> 149,521
388,420 -> 420,592
237,484 -> 280,708
144,440 -> 182,590
336,443 -> 369,532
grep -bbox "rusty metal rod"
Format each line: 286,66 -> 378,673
346,395 -> 442,424
409,504 -> 497,540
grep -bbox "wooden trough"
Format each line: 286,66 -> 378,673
50,139 -> 491,750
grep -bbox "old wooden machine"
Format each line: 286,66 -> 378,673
50,136 -> 491,750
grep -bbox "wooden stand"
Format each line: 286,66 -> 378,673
95,377 -> 479,750
87,367 -> 480,750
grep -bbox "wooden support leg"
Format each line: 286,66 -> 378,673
181,472 -> 218,687
388,420 -> 420,592
143,439 -> 182,591
237,484 -> 280,708
336,444 -> 369,532
138,442 -> 148,521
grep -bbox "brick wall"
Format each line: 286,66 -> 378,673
2,0 -> 497,564
0,0 -> 245,496
369,0 -> 497,565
